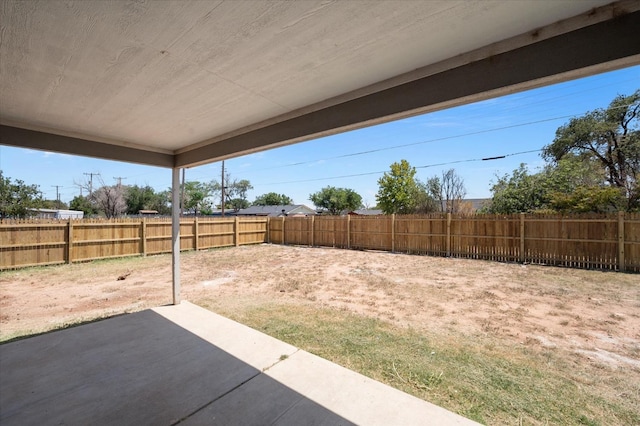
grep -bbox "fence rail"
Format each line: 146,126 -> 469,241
1,213 -> 639,272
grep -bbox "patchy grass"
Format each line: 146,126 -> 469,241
203,301 -> 640,426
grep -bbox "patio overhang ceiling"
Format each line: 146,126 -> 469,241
1,0 -> 639,169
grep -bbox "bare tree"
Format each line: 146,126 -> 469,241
426,169 -> 467,213
93,183 -> 127,218
441,168 -> 467,213
75,175 -> 126,218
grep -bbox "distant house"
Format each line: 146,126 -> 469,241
28,209 -> 84,219
138,210 -> 159,217
237,204 -> 316,217
347,209 -> 384,216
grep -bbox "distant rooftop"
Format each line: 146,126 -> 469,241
237,205 -> 316,217
348,209 -> 384,216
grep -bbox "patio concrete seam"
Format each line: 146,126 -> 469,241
266,392 -> 307,426
262,348 -> 302,373
172,370 -> 262,425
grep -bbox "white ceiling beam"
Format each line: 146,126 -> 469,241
0,126 -> 174,167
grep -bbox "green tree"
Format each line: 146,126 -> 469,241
542,90 -> 639,210
212,175 -> 253,211
149,190 -> 171,215
182,181 -> 212,216
485,164 -> 548,214
253,192 -> 294,206
229,179 -> 253,202
227,198 -> 250,211
542,155 -> 606,194
309,186 -> 362,215
548,186 -> 625,213
69,195 -> 97,217
126,185 -> 153,214
41,199 -> 68,210
376,159 -> 420,214
0,171 -> 43,218
486,158 -> 618,214
125,185 -> 170,215
414,180 -> 440,214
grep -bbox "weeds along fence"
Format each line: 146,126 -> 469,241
269,212 -> 640,272
2,213 -> 638,272
0,217 -> 268,270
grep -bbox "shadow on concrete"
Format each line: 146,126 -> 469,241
0,309 -> 354,425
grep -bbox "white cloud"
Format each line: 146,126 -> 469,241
307,159 -> 326,167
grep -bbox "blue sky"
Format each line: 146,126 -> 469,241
1,65 -> 638,208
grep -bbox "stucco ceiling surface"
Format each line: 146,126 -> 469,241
0,0 -> 603,151
0,0 -> 616,159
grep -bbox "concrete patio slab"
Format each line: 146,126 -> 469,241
150,302 -> 297,371
0,301 -> 478,425
265,350 -> 473,425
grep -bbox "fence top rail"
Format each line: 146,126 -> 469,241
0,213 -> 640,226
0,216 -> 273,224
73,222 -> 141,227
0,222 -> 69,228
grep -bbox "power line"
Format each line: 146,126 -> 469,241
245,115 -> 567,172
415,149 -> 542,169
107,78 -> 638,186
257,148 -> 542,186
243,102 -> 637,174
173,87 -> 640,183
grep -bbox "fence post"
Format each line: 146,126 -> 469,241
266,217 -> 271,244
141,218 -> 147,256
347,215 -> 351,249
520,213 -> 525,263
391,214 -> 395,253
194,217 -> 199,251
235,216 -> 240,247
282,216 -> 286,245
67,220 -> 73,264
446,213 -> 452,257
332,216 -> 336,247
618,211 -> 625,272
310,215 -> 315,247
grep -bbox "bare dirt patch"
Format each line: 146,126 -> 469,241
2,244 -> 639,424
2,244 -> 638,370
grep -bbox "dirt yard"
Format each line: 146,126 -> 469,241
2,244 -> 638,370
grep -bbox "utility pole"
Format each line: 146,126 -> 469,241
51,185 -> 62,202
83,172 -> 100,196
221,161 -> 225,217
75,184 -> 84,197
113,176 -> 127,187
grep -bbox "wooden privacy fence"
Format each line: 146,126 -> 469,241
269,213 -> 640,272
2,213 -> 639,272
0,217 -> 268,270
